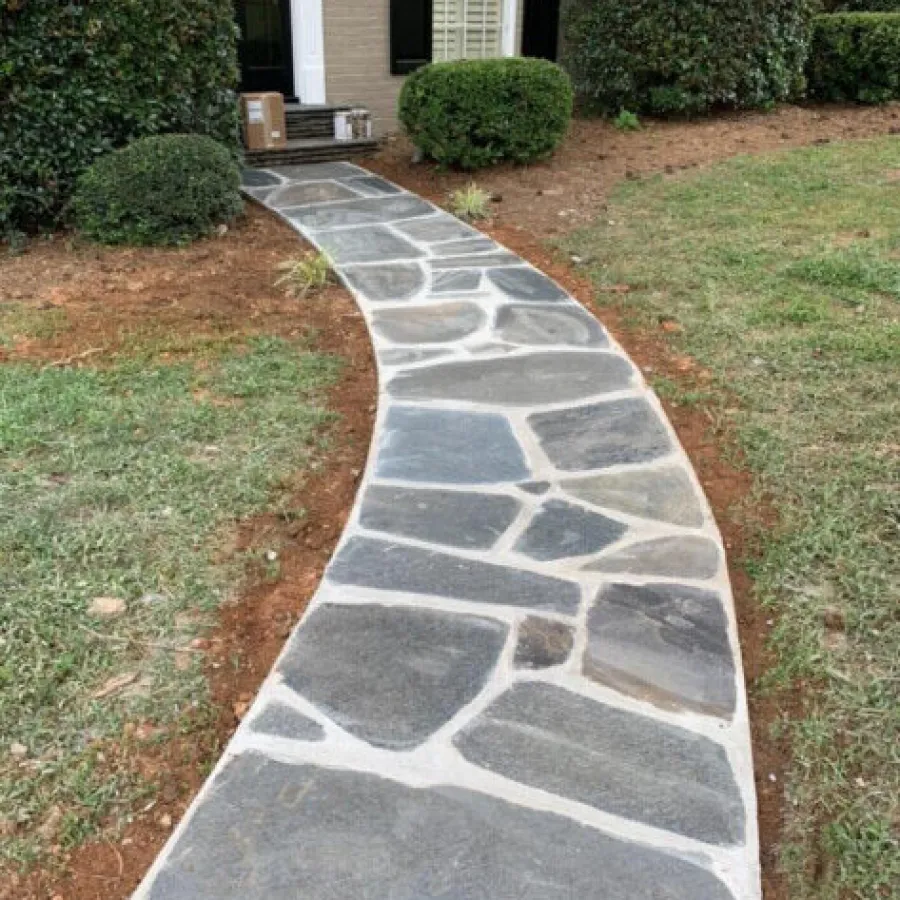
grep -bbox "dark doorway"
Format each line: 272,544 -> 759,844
521,0 -> 561,62
236,0 -> 295,98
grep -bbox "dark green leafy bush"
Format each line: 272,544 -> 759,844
398,58 -> 573,169
824,1 -> 900,10
807,12 -> 900,100
0,0 -> 239,236
563,0 -> 814,115
73,135 -> 242,246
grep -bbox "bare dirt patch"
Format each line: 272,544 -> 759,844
2,204 -> 376,900
370,102 -> 900,236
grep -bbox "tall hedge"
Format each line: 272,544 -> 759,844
563,0 -> 815,116
0,0 -> 239,235
807,12 -> 900,101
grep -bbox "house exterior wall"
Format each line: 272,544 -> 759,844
320,0 -> 524,137
322,0 -> 404,136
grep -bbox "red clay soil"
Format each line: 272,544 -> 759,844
1,204 -> 377,900
369,102 -> 900,235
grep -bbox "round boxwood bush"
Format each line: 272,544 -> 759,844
1,0 -> 238,237
563,0 -> 815,116
73,135 -> 243,246
398,58 -> 573,169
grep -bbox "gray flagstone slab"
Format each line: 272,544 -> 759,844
386,351 -> 635,406
496,303 -> 609,347
585,535 -> 721,579
372,302 -> 485,343
359,484 -> 520,549
454,682 -> 745,845
249,703 -> 325,742
289,195 -> 435,229
145,756 -> 736,900
277,603 -> 507,748
514,498 -> 628,561
328,536 -> 581,615
584,582 -> 737,717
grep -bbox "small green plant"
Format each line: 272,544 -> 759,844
275,251 -> 333,298
449,184 -> 492,221
613,110 -> 641,131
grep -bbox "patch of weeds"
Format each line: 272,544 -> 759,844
0,303 -> 69,347
613,109 -> 641,131
275,251 -> 332,299
449,183 -> 492,221
565,137 -> 900,900
0,336 -> 342,866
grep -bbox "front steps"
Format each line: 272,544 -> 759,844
243,103 -> 378,168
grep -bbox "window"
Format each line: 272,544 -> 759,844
433,0 -> 504,61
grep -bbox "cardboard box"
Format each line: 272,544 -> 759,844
240,93 -> 287,151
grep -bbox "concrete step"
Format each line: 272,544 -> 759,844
243,137 -> 378,168
284,103 -> 353,140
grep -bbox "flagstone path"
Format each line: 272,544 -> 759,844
134,163 -> 760,900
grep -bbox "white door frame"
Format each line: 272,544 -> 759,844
502,0 -> 520,56
291,0 -> 326,103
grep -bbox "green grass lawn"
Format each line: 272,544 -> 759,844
565,137 -> 900,899
0,330 -> 341,868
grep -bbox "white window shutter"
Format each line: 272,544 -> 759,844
433,0 -> 503,62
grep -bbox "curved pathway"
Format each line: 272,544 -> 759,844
135,163 -> 759,900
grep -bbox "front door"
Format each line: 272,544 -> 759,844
236,0 -> 295,98
521,0 -> 560,62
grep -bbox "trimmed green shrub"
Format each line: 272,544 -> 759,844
563,0 -> 815,115
0,0 -> 239,236
807,13 -> 900,101
824,1 -> 900,10
73,135 -> 242,246
398,58 -> 573,169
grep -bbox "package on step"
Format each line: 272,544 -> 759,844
334,108 -> 373,142
241,93 -> 287,151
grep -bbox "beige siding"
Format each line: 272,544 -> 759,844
321,0 -> 523,136
322,0 -> 403,136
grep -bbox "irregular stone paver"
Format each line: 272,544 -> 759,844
278,603 -> 506,748
270,181 -> 360,207
375,406 -> 529,484
455,682 -> 745,845
290,195 -> 434,230
561,465 -> 706,527
429,251 -> 522,269
241,168 -> 281,187
249,703 -> 325,742
345,175 -> 402,196
343,261 -> 424,301
394,216 -> 479,243
432,237 -> 499,256
585,535 -> 721,579
584,582 -> 736,717
530,397 -> 672,471
146,756 -> 735,900
514,498 -> 628,561
372,302 -> 484,343
329,536 -> 581,615
358,484 -> 520,549
379,347 -> 451,366
431,270 -> 481,293
312,225 -> 425,264
136,166 -> 757,900
488,266 -> 569,302
387,351 -> 635,406
266,161 -> 364,182
515,617 -> 575,669
496,303 -> 609,347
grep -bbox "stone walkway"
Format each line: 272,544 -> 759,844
135,163 -> 759,899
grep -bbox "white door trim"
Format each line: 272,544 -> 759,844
501,0 -> 520,56
291,0 -> 326,103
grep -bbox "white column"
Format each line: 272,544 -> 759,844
501,0 -> 519,56
291,0 -> 326,103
